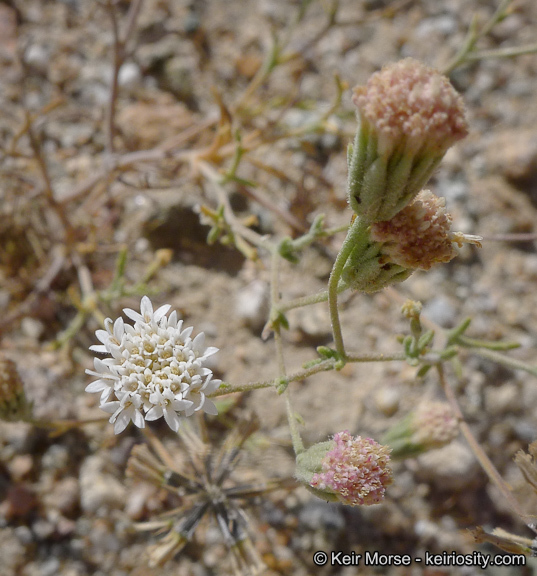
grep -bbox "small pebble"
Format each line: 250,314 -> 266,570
416,441 -> 479,490
235,280 -> 269,330
79,455 -> 126,514
373,387 -> 400,417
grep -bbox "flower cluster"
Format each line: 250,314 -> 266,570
352,58 -> 468,158
296,431 -> 393,506
337,58 -> 479,295
382,401 -> 459,459
86,296 -> 220,434
348,58 -> 468,223
340,191 -> 482,293
370,190 -> 458,270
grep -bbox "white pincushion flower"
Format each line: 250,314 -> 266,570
86,296 -> 221,434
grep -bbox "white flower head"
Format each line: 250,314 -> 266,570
86,296 -> 220,434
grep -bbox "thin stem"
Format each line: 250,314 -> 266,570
104,0 -> 121,154
285,389 -> 304,455
470,348 -> 537,378
437,364 -> 534,526
465,43 -> 537,61
121,0 -> 144,45
278,290 -> 329,313
328,217 -> 366,360
271,251 -> 286,376
442,0 -> 513,74
270,248 -> 306,456
103,0 -> 144,154
198,161 -> 270,253
27,416 -> 110,436
26,121 -> 75,240
346,352 -> 406,363
209,360 -> 335,397
210,350 -> 405,397
278,279 -> 354,314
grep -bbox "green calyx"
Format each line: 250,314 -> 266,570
347,122 -> 444,224
338,218 -> 412,294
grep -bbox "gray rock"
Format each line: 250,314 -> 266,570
79,455 -> 126,514
235,280 -> 269,330
416,441 -> 479,490
298,500 -> 345,534
422,296 -> 457,328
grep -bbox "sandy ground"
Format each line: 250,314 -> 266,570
1,0 -> 537,574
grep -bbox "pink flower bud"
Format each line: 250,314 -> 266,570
370,190 -> 457,270
340,191 -> 481,293
382,401 -> 459,458
352,58 -> 468,159
347,58 -> 468,222
301,432 -> 393,506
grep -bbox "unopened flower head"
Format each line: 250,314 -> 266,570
0,355 -> 32,422
347,58 -> 468,222
86,296 -> 220,434
370,190 -> 459,271
413,402 -> 458,446
341,191 -> 481,293
382,401 -> 459,459
353,58 -> 468,158
297,432 -> 393,506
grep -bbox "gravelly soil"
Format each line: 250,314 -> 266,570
1,1 -> 537,575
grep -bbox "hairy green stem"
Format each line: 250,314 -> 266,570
470,348 -> 537,378
278,290 -> 329,313
285,389 -> 304,455
271,249 -> 306,456
328,217 -> 367,360
346,352 -> 406,363
209,360 -> 335,397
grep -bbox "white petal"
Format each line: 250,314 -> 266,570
202,378 -> 221,394
85,368 -> 117,381
153,304 -> 171,323
100,387 -> 114,403
94,357 -> 111,372
202,346 -> 219,358
85,380 -> 110,393
123,308 -> 144,323
145,406 -> 163,421
100,401 -> 120,414
132,409 -> 146,429
192,332 -> 205,352
113,317 -> 125,341
172,398 -> 193,411
200,398 -> 218,416
140,296 -> 153,319
181,326 -> 194,340
113,412 -> 131,434
167,311 -> 178,328
163,408 -> 181,432
89,344 -> 108,354
95,330 -> 110,344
